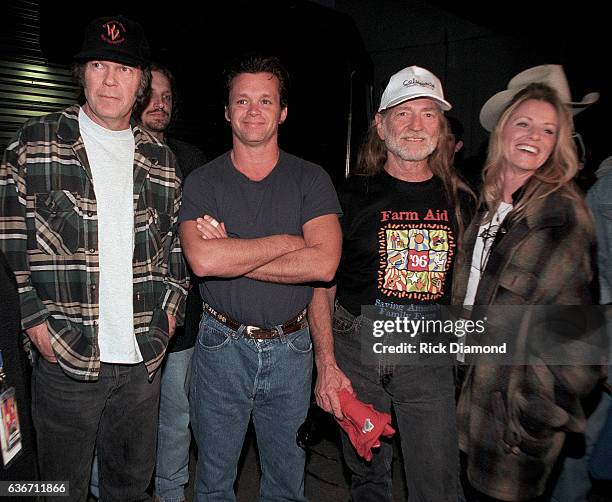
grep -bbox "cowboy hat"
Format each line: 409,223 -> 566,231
479,64 -> 599,132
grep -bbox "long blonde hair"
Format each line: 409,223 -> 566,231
481,83 -> 581,222
355,109 -> 475,239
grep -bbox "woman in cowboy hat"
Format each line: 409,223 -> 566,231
479,64 -> 599,133
452,78 -> 605,501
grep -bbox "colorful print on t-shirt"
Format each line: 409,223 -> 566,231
378,209 -> 455,301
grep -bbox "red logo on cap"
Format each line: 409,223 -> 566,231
100,21 -> 126,45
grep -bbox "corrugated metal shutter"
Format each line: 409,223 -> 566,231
0,60 -> 79,147
0,0 -> 79,150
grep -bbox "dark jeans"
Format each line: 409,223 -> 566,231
31,357 -> 161,502
333,304 -> 461,502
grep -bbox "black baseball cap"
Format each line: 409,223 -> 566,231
74,15 -> 151,68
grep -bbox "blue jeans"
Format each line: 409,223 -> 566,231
333,303 -> 461,502
155,347 -> 195,502
551,310 -> 612,502
550,393 -> 611,502
190,311 -> 312,502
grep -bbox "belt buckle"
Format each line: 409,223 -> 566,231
245,326 -> 261,337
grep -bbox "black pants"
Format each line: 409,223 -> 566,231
31,358 -> 161,502
333,304 -> 462,502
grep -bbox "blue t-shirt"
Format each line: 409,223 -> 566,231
179,150 -> 341,328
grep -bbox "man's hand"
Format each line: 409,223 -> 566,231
25,322 -> 57,363
167,314 -> 177,338
180,216 -> 307,278
196,215 -> 227,240
315,361 -> 353,419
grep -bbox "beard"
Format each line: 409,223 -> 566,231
142,111 -> 170,133
384,133 -> 438,162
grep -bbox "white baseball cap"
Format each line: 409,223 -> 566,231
378,65 -> 452,112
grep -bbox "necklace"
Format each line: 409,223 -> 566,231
477,203 -> 512,275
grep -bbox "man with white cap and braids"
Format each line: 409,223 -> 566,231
309,65 -> 474,501
0,15 -> 188,501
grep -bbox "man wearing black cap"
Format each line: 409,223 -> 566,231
0,15 -> 188,501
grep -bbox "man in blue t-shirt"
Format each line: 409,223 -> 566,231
178,54 -> 342,502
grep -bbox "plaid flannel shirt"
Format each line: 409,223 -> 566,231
0,105 -> 188,381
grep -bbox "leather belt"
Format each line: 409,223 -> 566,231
203,303 -> 307,340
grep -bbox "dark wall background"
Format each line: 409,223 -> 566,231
2,0 -> 610,187
331,0 -> 611,185
35,0 -> 373,187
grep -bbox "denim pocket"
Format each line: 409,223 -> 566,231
198,319 -> 231,351
332,314 -> 357,335
332,305 -> 360,336
287,328 -> 312,354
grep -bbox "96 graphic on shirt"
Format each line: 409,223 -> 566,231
379,221 -> 455,302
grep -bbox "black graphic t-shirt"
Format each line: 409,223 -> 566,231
336,171 -> 459,315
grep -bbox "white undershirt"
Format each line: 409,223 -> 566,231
463,201 -> 513,308
79,108 -> 142,363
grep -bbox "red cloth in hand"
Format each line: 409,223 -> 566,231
335,389 -> 395,461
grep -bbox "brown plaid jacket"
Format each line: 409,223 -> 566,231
452,187 -> 605,500
0,105 -> 188,381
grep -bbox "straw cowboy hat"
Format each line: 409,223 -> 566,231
479,64 -> 599,131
